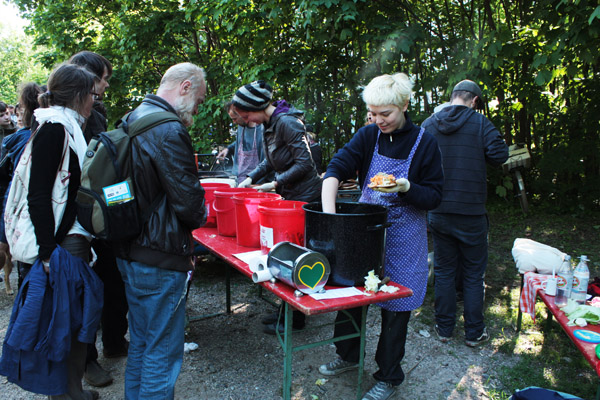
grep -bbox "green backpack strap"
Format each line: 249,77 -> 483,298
123,111 -> 182,137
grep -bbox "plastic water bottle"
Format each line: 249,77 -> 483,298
555,255 -> 572,307
571,255 -> 590,305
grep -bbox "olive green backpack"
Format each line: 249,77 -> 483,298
76,111 -> 180,241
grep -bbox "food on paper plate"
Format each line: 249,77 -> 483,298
368,173 -> 397,188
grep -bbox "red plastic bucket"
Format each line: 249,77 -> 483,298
233,192 -> 282,248
200,182 -> 231,227
258,200 -> 307,254
213,187 -> 257,237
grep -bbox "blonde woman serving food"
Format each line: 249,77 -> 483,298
317,73 -> 443,400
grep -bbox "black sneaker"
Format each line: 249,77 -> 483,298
318,357 -> 358,376
84,360 -> 113,387
434,325 -> 451,343
465,328 -> 489,347
362,381 -> 396,400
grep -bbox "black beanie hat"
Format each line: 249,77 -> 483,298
232,80 -> 273,111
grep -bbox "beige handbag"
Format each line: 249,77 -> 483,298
4,125 -> 71,264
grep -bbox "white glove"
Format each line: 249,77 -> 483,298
374,178 -> 410,193
255,181 -> 277,192
396,178 -> 410,193
238,177 -> 252,188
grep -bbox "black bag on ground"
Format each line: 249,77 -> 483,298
76,111 -> 180,241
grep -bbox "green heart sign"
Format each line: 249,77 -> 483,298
298,261 -> 326,289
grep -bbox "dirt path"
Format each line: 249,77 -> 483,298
0,262 -> 518,400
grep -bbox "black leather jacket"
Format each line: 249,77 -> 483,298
116,94 -> 206,272
248,106 -> 322,202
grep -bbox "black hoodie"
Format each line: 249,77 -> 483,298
422,105 -> 508,215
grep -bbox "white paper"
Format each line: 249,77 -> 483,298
233,250 -> 265,265
309,287 -> 364,300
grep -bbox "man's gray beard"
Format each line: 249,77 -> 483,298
174,95 -> 195,127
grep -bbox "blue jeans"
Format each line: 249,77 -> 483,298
428,213 -> 488,341
116,259 -> 188,400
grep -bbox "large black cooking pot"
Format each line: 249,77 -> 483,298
302,202 -> 389,286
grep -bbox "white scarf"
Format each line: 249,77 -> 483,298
33,106 -> 88,168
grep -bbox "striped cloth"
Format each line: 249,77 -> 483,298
519,271 -> 551,322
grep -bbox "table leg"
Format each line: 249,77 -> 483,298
544,307 -> 553,332
282,302 -> 293,400
187,261 -> 232,322
516,274 -> 524,332
225,263 -> 231,314
356,305 -> 368,400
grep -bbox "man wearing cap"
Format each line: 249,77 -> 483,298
421,80 -> 508,347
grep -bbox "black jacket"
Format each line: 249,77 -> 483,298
248,106 -> 322,202
29,124 -> 80,260
116,94 -> 206,272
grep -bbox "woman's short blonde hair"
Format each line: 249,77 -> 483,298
362,73 -> 413,108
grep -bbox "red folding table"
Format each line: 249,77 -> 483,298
192,226 -> 413,400
517,272 -> 600,399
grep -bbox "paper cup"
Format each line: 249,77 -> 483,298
545,277 -> 558,296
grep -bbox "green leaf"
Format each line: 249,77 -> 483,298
532,54 -> 548,69
496,185 -> 507,198
589,6 -> 600,25
535,70 -> 552,86
340,28 -> 352,41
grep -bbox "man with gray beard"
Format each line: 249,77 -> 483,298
114,62 -> 207,399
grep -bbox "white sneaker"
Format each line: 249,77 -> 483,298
465,327 -> 490,347
362,381 -> 396,400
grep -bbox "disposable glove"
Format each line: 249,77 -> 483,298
238,177 -> 252,188
374,178 -> 410,193
255,181 -> 277,192
216,148 -> 228,160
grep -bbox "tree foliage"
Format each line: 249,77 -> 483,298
0,20 -> 48,104
8,0 -> 600,210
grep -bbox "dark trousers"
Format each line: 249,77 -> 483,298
428,213 -> 488,340
334,306 -> 411,386
86,240 -> 128,363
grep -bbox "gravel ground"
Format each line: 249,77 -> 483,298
0,258 -> 519,400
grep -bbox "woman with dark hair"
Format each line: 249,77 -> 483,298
235,81 -> 322,202
68,51 -> 112,95
0,63 -> 103,400
0,82 -> 43,290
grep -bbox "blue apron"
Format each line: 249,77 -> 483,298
359,129 -> 428,311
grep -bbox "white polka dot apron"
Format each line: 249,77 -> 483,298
359,129 -> 428,312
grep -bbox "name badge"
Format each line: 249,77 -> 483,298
103,181 -> 134,205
